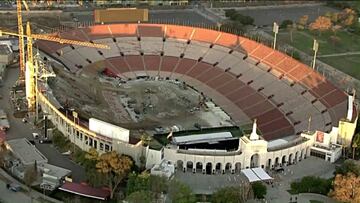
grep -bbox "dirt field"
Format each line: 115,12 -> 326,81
48,65 -> 233,133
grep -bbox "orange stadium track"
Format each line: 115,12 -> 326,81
36,23 -> 352,141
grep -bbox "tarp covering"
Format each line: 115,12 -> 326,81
251,167 -> 273,181
241,167 -> 273,182
241,169 -> 261,182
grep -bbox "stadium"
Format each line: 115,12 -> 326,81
35,23 -> 357,175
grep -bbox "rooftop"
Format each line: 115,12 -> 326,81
6,138 -> 48,166
39,163 -> 71,179
173,132 -> 232,145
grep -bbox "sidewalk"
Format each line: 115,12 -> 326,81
0,168 -> 63,203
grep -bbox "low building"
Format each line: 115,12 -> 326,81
150,160 -> 175,179
5,138 -> 71,190
39,163 -> 71,190
6,138 -> 48,166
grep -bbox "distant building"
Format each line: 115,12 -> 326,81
150,160 -> 175,179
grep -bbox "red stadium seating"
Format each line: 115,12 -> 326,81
143,55 -> 161,71
35,24 -> 350,141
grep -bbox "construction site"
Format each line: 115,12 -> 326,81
48,63 -> 234,133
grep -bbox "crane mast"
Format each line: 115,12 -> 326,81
17,0 -> 25,81
7,0 -> 110,113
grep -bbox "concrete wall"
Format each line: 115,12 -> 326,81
37,91 -> 144,165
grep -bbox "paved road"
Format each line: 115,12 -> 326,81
264,157 -> 336,203
318,51 -> 360,58
0,66 -> 86,182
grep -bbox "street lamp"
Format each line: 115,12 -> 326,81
312,39 -> 319,69
272,22 -> 279,49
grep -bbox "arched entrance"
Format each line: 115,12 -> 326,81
206,162 -> 212,175
196,162 -> 203,173
281,155 -> 287,166
235,162 -> 241,173
250,154 -> 260,168
288,154 -> 293,165
177,160 -> 184,172
225,162 -> 232,173
267,159 -> 272,169
300,149 -> 304,160
295,151 -> 299,163
186,161 -> 193,172
215,163 -> 222,174
275,157 -> 280,167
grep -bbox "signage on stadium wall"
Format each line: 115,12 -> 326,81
316,131 -> 324,143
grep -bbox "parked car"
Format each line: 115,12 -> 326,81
7,183 -> 21,192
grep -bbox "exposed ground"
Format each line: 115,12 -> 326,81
49,64 -> 233,135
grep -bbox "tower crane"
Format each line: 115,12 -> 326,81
3,1 -> 110,112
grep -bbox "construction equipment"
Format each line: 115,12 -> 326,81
0,23 -> 109,112
17,0 -> 26,81
4,0 -> 110,112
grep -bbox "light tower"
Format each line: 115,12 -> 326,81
312,39 -> 319,69
272,22 -> 279,49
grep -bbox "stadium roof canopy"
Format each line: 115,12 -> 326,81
173,132 -> 232,145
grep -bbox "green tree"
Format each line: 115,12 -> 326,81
212,186 -> 248,203
168,179 -> 196,203
24,166 -> 38,189
126,190 -> 154,203
252,182 -> 267,199
126,172 -> 150,196
225,9 -> 237,19
149,175 -> 167,198
280,19 -> 293,29
335,160 -> 360,176
87,150 -> 133,199
290,176 -> 332,195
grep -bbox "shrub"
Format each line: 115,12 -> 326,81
290,176 -> 332,195
280,20 -> 293,29
252,182 -> 267,199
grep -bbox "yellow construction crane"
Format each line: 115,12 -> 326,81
17,0 -> 26,81
4,0 -> 110,112
0,22 -> 109,112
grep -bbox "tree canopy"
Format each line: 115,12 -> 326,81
224,9 -> 254,25
330,172 -> 360,202
335,160 -> 360,177
86,149 -> 133,199
309,16 -> 332,35
168,179 -> 196,203
290,176 -> 332,195
252,182 -> 267,199
212,186 -> 248,203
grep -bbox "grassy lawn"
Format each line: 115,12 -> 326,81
276,29 -> 360,79
277,30 -> 360,55
321,55 -> 360,79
